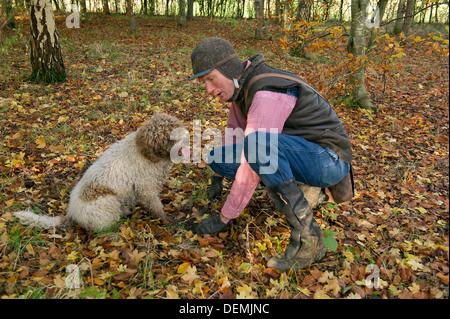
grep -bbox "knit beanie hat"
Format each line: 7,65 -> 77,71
190,37 -> 243,81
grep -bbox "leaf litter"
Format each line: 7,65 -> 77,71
0,14 -> 448,299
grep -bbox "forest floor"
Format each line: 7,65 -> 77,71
0,13 -> 448,300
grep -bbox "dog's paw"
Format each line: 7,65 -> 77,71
161,215 -> 174,224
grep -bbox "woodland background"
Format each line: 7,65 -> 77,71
0,0 -> 448,299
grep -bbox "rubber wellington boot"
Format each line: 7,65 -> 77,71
266,179 -> 327,271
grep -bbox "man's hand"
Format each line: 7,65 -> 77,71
193,214 -> 230,235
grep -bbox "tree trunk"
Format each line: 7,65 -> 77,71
143,0 -> 148,15
296,0 -> 312,22
80,0 -> 87,22
52,0 -> 60,11
282,0 -> 289,30
292,0 -> 312,57
254,0 -> 265,39
150,0 -> 155,16
323,0 -> 331,20
103,0 -> 110,15
368,0 -> 388,48
348,0 -> 373,109
393,0 -> 406,35
126,0 -> 136,34
402,0 -> 415,36
187,0 -> 194,19
434,3 -> 439,23
208,0 -> 213,18
28,0 -> 66,84
428,3 -> 433,23
275,0 -> 281,24
179,0 -> 186,25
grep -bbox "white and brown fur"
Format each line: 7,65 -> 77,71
14,113 -> 183,232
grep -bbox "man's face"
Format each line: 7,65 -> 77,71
198,69 -> 235,101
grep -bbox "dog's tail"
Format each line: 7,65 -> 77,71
13,209 -> 72,229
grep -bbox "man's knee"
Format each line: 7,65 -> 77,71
244,131 -> 279,174
244,131 -> 264,164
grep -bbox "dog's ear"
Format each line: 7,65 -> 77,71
136,113 -> 182,162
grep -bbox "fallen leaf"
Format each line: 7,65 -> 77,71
35,137 -> 46,149
177,262 -> 190,274
181,265 -> 200,285
166,285 -> 179,299
129,249 -> 146,265
236,284 -> 257,299
262,268 -> 280,279
436,273 -> 449,285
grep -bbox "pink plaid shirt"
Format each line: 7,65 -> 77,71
221,79 -> 297,219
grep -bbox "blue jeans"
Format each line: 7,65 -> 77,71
208,131 -> 350,188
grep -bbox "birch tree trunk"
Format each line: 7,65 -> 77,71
348,0 -> 373,109
28,0 -> 66,83
368,0 -> 388,48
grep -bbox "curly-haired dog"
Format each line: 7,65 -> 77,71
14,113 -> 185,231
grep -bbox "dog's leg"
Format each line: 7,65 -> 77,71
141,195 -> 170,222
67,196 -> 123,231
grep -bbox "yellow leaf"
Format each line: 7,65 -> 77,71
166,285 -> 179,299
241,208 -> 250,218
314,292 -> 332,299
58,116 -> 68,123
67,251 -> 79,261
93,278 -> 104,286
177,262 -> 190,274
376,190 -> 386,199
408,283 -> 420,293
193,281 -> 205,296
117,264 -> 128,272
236,284 -> 257,299
26,243 -> 35,256
181,265 -> 200,285
239,262 -> 252,273
35,137 -> 46,149
400,241 -> 413,251
406,259 -> 424,271
299,287 -> 311,296
5,198 -> 15,207
256,242 -> 267,252
343,250 -> 354,263
415,207 -> 427,214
